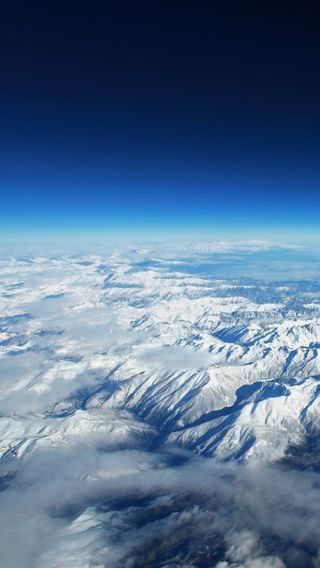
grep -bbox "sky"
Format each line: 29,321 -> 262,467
1,1 -> 320,240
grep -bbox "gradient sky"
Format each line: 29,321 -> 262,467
1,1 -> 320,239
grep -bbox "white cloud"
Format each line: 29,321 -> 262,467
136,344 -> 215,370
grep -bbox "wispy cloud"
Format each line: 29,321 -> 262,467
1,434 -> 320,567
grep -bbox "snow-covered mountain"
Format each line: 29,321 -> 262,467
1,242 -> 320,566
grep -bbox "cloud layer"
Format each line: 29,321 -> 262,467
1,433 -> 320,567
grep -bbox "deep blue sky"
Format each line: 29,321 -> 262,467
1,1 -> 320,239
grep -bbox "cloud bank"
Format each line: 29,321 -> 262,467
1,432 -> 320,567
